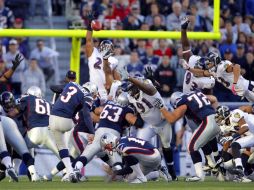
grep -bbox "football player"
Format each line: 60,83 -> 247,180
50,81 -> 94,182
153,91 -> 220,181
117,68 -> 177,181
101,134 -> 161,184
74,92 -> 144,175
0,92 -> 40,182
85,12 -> 120,101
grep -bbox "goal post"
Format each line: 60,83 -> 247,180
0,0 -> 220,83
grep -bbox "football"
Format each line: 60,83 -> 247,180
91,20 -> 102,31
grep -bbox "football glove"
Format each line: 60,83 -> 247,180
12,53 -> 23,71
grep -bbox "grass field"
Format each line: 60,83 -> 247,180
1,177 -> 254,190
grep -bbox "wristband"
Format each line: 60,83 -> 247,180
233,82 -> 237,84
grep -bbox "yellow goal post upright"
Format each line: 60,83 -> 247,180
0,0 -> 220,84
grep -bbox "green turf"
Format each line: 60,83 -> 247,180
1,177 -> 254,190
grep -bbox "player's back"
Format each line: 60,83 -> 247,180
97,100 -> 134,134
52,82 -> 87,118
20,95 -> 50,129
178,91 -> 215,124
129,91 -> 163,125
116,136 -> 155,156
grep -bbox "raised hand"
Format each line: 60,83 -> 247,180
12,53 -> 24,71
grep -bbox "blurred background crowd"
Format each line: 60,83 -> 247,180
0,0 -> 254,103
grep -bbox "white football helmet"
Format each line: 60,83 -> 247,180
82,82 -> 98,98
100,133 -> 118,155
170,91 -> 184,108
27,86 -> 42,98
115,92 -> 129,107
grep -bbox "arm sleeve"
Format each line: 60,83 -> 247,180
50,84 -> 65,94
81,102 -> 95,134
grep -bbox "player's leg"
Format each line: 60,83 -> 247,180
49,115 -> 74,177
1,116 -> 38,181
157,120 -> 177,180
0,122 -> 18,182
187,115 -> 220,181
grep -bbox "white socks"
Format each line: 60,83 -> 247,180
75,161 -> 84,170
234,158 -> 243,167
62,157 -> 73,173
1,156 -> 12,168
194,162 -> 204,180
13,158 -> 22,174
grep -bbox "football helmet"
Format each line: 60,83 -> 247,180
27,86 -> 42,98
195,57 -> 210,70
100,133 -> 118,155
170,91 -> 184,108
98,40 -> 114,59
115,92 -> 129,107
0,91 -> 15,111
215,105 -> 230,125
207,51 -> 221,66
82,82 -> 98,98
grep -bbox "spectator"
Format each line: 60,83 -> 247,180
171,46 -> 186,91
219,32 -> 237,58
92,0 -> 110,16
223,48 -> 234,62
232,12 -> 251,36
236,32 -> 248,50
3,39 -> 26,96
198,42 -> 209,57
140,22 -> 149,30
188,4 -> 208,32
0,0 -> 14,28
149,15 -> 167,31
135,39 -> 147,64
123,13 -> 141,30
6,0 -> 29,20
79,44 -> 89,85
154,55 -> 176,104
245,0 -> 254,16
130,4 -> 144,24
197,0 -> 213,31
154,39 -> 173,57
99,4 -> 118,30
29,0 -> 49,20
221,0 -> 243,15
30,39 -> 57,82
126,51 -> 144,76
243,52 -> 254,81
112,0 -> 130,21
142,44 -> 160,70
12,18 -> 30,59
166,2 -> 185,31
21,58 -> 46,96
232,43 -> 247,68
0,59 -> 10,93
181,0 -> 190,14
114,45 -> 130,68
220,20 -> 238,44
145,3 -> 165,26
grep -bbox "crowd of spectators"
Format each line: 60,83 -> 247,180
75,0 -> 254,102
0,0 -> 61,97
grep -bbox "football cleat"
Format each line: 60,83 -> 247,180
185,176 -> 204,182
159,166 -> 171,182
31,172 -> 41,182
233,166 -> 244,176
7,167 -> 18,182
130,177 -> 147,184
74,168 -> 82,181
42,174 -> 52,181
69,172 -> 78,183
233,176 -> 252,183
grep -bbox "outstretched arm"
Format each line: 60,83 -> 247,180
103,59 -> 114,92
85,12 -> 95,57
160,105 -> 187,124
0,54 -> 23,82
181,17 -> 192,62
128,77 -> 157,96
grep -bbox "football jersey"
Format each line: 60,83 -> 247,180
216,60 -> 249,92
97,101 -> 134,134
128,91 -> 164,126
108,80 -> 122,100
183,55 -> 215,93
177,91 -> 215,125
88,47 -> 118,99
73,110 -> 95,134
19,95 -> 50,129
52,82 -> 93,118
230,109 -> 254,134
116,136 -> 155,156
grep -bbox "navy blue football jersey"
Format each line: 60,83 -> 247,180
116,136 -> 155,155
97,101 -> 134,134
52,82 -> 93,118
73,110 -> 95,134
177,91 -> 215,124
19,95 -> 50,130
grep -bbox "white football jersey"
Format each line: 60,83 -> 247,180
88,47 -> 118,100
183,55 -> 215,93
108,80 -> 122,100
128,91 -> 164,126
230,109 -> 254,134
216,60 -> 249,92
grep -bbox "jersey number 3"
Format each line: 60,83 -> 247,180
61,86 -> 78,103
